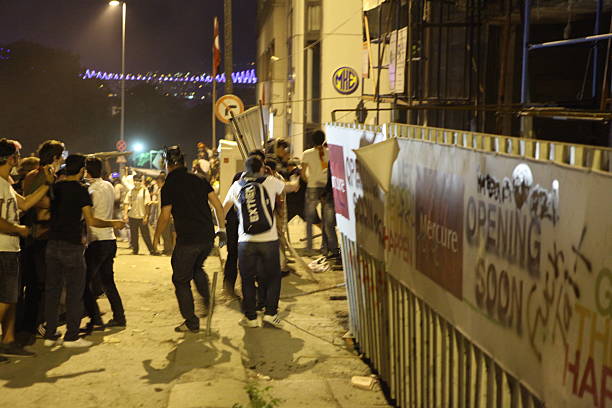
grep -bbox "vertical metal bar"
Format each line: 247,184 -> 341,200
508,374 -> 518,408
424,304 -> 430,408
407,289 -> 414,407
520,0 -> 531,105
465,339 -> 472,408
458,330 -> 465,408
592,0 -> 603,98
448,322 -> 455,407
401,286 -> 408,408
389,278 -> 396,403
474,348 -> 483,408
411,293 -> 418,406
432,310 -> 438,408
441,317 -> 447,407
519,384 -> 531,408
486,355 -> 494,408
418,298 -> 425,407
495,363 -> 503,407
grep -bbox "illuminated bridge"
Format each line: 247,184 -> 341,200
81,68 -> 257,85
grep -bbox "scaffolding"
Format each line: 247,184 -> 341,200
361,0 -> 612,144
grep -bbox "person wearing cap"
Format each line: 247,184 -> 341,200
153,145 -> 226,333
0,138 -> 54,360
123,173 -> 157,255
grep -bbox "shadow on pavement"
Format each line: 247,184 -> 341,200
241,326 -> 316,380
140,333 -> 231,384
0,336 -> 106,388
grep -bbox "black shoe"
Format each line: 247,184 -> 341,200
106,318 -> 126,328
0,355 -> 8,364
174,322 -> 199,333
83,321 -> 105,333
0,343 -> 36,358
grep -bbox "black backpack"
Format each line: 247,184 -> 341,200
238,176 -> 274,234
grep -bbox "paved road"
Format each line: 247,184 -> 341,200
1,224 -> 390,408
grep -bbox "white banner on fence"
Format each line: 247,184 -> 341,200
363,0 -> 385,12
326,125 -> 386,260
328,123 -> 612,407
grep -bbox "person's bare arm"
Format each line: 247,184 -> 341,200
301,162 -> 309,183
153,205 -> 172,249
82,206 -> 125,229
0,217 -> 29,237
283,177 -> 300,194
208,192 -> 225,230
16,166 -> 54,211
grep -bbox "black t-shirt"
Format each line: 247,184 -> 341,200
49,180 -> 92,244
161,167 -> 215,245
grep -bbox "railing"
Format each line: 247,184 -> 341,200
342,235 -> 544,407
389,123 -> 612,173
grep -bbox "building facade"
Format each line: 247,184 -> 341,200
257,0 -> 389,154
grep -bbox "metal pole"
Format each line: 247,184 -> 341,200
520,0 -> 530,105
593,0 -> 603,99
520,0 -> 533,138
224,0 -> 234,95
528,33 -> 612,51
120,1 -> 126,142
223,0 -> 233,140
212,35 -> 217,150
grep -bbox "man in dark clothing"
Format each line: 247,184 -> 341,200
43,154 -> 125,348
153,146 -> 226,333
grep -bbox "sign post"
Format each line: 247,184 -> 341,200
215,94 -> 245,124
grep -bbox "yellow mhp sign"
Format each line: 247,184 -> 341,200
332,67 -> 359,95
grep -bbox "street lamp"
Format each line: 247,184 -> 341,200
109,1 -> 126,142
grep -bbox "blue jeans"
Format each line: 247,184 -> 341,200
305,187 -> 326,251
238,240 -> 281,320
171,241 -> 212,330
44,240 -> 86,341
323,195 -> 339,254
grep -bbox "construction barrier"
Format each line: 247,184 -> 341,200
327,122 -> 612,407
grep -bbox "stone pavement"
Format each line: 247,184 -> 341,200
0,221 -> 390,408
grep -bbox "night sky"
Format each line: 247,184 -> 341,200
0,0 -> 257,73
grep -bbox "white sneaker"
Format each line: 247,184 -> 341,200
43,339 -> 62,347
239,317 -> 260,328
62,338 -> 93,348
262,314 -> 284,329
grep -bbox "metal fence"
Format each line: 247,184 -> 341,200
337,122 -> 612,407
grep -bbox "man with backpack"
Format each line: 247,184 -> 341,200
223,156 -> 298,328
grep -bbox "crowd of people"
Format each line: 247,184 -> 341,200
0,130 -> 338,362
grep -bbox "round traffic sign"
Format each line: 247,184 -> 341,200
215,94 -> 245,124
116,139 -> 127,152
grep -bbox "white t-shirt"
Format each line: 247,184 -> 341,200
88,178 -> 116,242
302,147 -> 329,188
124,186 -> 151,219
0,177 -> 20,252
223,176 -> 285,243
